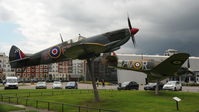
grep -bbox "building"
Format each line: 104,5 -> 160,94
85,53 -> 118,83
48,60 -> 87,81
69,60 -> 86,81
16,64 -> 49,82
0,52 -> 88,82
48,60 -> 72,81
164,49 -> 177,56
0,53 -> 15,81
116,49 -> 199,84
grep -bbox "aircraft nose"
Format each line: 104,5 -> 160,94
130,28 -> 139,35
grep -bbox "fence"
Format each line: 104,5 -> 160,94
0,90 -> 119,112
0,89 -> 116,97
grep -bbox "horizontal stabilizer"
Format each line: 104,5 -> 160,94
9,57 -> 30,68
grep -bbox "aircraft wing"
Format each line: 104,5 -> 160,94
151,53 -> 190,76
63,43 -> 107,59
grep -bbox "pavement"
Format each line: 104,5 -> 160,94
0,101 -> 55,112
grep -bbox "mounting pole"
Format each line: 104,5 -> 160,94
155,80 -> 160,95
86,58 -> 100,102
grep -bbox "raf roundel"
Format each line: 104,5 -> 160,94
133,61 -> 142,70
172,60 -> 182,65
49,46 -> 61,58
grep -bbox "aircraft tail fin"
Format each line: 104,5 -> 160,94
9,45 -> 26,62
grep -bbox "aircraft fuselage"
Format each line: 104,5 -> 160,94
10,28 -> 131,68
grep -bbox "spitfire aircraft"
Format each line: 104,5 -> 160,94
116,53 -> 190,82
103,53 -> 190,93
9,17 -> 139,68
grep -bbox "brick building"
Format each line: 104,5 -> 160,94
16,65 -> 49,82
0,52 -> 87,82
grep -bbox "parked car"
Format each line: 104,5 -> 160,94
144,83 -> 164,90
36,82 -> 47,89
4,77 -> 18,89
65,82 -> 78,89
163,81 -> 182,91
117,81 -> 139,90
52,81 -> 62,89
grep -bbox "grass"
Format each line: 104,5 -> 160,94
0,103 -> 25,112
0,89 -> 199,112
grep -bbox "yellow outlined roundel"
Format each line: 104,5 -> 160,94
133,61 -> 142,70
48,46 -> 61,58
172,60 -> 182,65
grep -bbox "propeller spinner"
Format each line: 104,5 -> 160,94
127,17 -> 139,47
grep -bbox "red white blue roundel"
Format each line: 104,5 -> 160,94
49,46 -> 61,58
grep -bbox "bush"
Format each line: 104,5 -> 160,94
182,83 -> 199,86
79,81 -> 111,85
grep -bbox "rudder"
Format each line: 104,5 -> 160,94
9,45 -> 26,62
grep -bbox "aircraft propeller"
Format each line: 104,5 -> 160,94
127,17 -> 139,47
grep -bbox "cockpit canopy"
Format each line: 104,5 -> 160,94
66,35 -> 86,44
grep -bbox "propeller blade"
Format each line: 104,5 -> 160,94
132,36 -> 136,47
127,16 -> 132,30
127,16 -> 139,47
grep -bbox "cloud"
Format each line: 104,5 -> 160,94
0,0 -> 199,56
0,42 -> 11,55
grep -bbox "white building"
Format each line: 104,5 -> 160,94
48,63 -> 66,81
69,60 -> 86,80
0,53 -> 15,80
48,63 -> 59,80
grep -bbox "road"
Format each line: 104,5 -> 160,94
0,82 -> 117,90
0,83 -> 199,92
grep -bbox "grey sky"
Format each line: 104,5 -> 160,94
0,0 -> 199,56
